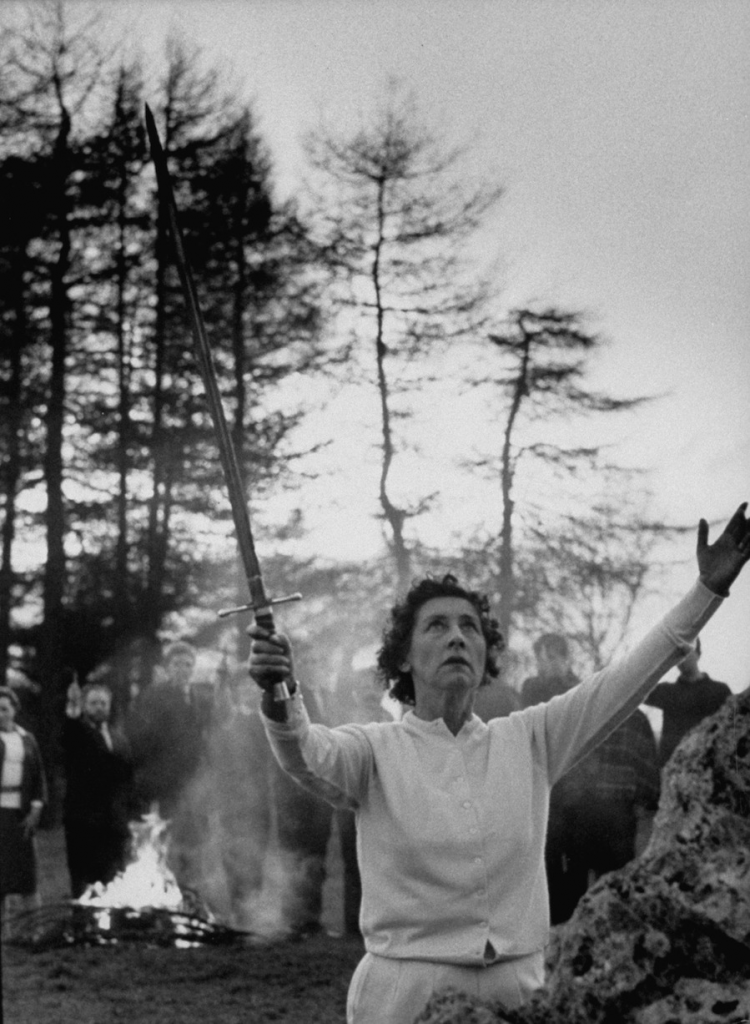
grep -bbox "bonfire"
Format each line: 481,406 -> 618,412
77,811 -> 185,914
7,810 -> 248,948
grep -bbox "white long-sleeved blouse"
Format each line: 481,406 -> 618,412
263,580 -> 722,965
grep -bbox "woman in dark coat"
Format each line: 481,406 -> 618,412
0,686 -> 47,921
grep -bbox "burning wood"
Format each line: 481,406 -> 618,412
7,810 -> 253,949
76,811 -> 184,914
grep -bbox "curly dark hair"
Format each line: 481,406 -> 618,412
376,574 -> 505,706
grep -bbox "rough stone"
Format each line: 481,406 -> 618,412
412,988 -> 512,1024
415,688 -> 750,1024
632,979 -> 750,1024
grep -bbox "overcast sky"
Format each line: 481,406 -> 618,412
10,0 -> 750,687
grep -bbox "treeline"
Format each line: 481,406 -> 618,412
0,10 -> 328,768
1,3 -> 669,794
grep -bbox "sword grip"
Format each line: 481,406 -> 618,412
254,608 -> 291,702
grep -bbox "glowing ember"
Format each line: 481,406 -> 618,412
76,810 -> 183,912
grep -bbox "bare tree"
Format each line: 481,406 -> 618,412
471,306 -> 654,642
518,489 -> 663,670
305,83 -> 503,593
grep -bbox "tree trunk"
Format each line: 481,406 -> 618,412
0,268 -> 26,685
113,153 -> 133,636
496,326 -> 531,642
372,175 -> 410,594
144,152 -> 170,639
38,108 -> 72,823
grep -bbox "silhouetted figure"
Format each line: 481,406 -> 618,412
520,633 -> 579,924
473,678 -> 521,721
126,640 -> 211,888
63,680 -> 133,897
553,707 -> 660,921
522,635 -> 661,923
645,637 -> 732,766
271,682 -> 335,937
202,674 -> 273,927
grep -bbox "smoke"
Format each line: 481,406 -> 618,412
154,676 -> 333,937
129,620 -> 395,937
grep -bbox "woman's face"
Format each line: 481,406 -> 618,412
0,696 -> 17,732
403,596 -> 487,700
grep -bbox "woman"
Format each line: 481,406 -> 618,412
0,686 -> 47,925
248,504 -> 750,1023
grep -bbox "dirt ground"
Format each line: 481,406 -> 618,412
1,826 -> 365,1024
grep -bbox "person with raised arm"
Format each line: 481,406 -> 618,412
63,678 -> 133,898
248,504 -> 750,1024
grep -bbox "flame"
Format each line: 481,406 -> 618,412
76,810 -> 183,912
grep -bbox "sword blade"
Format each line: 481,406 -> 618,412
144,104 -> 277,634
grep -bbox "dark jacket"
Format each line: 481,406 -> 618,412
62,717 -> 133,833
520,670 -> 579,709
645,673 -> 731,767
555,708 -> 660,811
473,681 -> 522,721
0,727 -> 47,814
125,683 -> 208,811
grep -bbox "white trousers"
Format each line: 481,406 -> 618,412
346,950 -> 545,1024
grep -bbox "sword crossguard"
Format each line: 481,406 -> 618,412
217,593 -> 303,619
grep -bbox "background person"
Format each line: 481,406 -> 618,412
520,633 -> 580,923
126,639 -> 211,889
0,686 -> 47,930
271,681 -> 335,938
521,635 -> 661,923
248,504 -> 750,1023
645,637 -> 732,767
63,679 -> 134,898
552,707 -> 660,921
472,673 -> 521,721
521,632 -> 579,707
199,671 -> 274,929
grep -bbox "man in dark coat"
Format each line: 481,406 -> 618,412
125,640 -> 211,889
552,706 -> 660,920
63,680 -> 133,898
521,634 -> 661,923
520,633 -> 580,923
645,637 -> 732,766
126,641 -> 207,818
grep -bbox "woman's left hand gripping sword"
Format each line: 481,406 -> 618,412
145,104 -> 300,700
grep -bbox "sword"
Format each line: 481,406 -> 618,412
144,103 -> 299,700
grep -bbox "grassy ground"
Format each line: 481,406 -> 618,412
2,824 -> 363,1024
2,932 -> 364,1024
